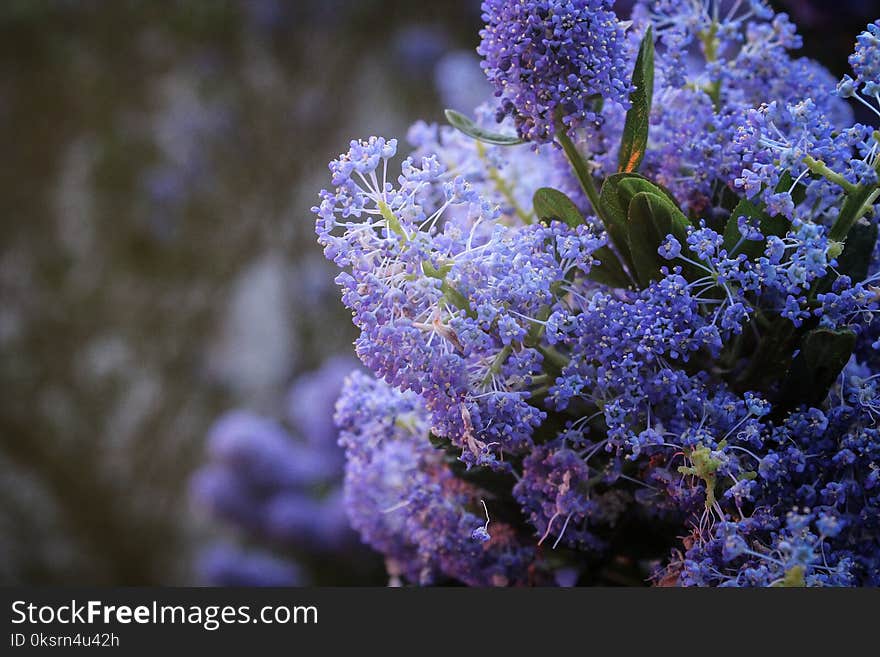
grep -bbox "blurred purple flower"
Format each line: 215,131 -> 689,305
392,24 -> 451,79
192,357 -> 363,585
434,50 -> 493,112
287,355 -> 357,451
197,543 -> 304,586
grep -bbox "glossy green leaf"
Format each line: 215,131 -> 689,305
441,280 -> 474,318
626,191 -> 691,288
835,218 -> 878,284
533,187 -> 585,228
626,193 -> 667,288
444,109 -> 524,146
598,173 -> 666,268
775,171 -> 806,206
597,174 -> 635,266
616,175 -> 679,210
722,198 -> 787,260
779,329 -> 856,409
817,217 -> 879,293
532,187 -> 631,287
587,246 -> 632,288
618,26 -> 654,173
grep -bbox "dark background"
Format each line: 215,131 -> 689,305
0,0 -> 874,585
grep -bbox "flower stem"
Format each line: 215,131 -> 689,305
803,156 -> 857,194
554,120 -> 604,223
481,344 -> 513,386
537,344 -> 570,370
810,137 -> 879,242
699,23 -> 722,110
378,199 -> 406,238
828,186 -> 879,242
476,141 -> 532,224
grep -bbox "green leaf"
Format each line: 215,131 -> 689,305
441,280 -> 474,318
444,109 -> 524,146
618,26 -> 654,174
722,198 -> 788,260
598,174 -> 636,268
835,219 -> 878,284
722,198 -> 761,255
616,175 -> 679,209
533,187 -> 585,228
625,194 -> 669,286
775,171 -> 806,206
532,187 -> 631,287
716,184 -> 744,213
816,217 -> 879,294
778,329 -> 856,409
735,319 -> 798,395
587,246 -> 632,288
598,173 -> 683,275
598,174 -> 669,266
626,191 -> 691,288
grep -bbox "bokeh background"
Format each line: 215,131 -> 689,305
0,0 -> 875,585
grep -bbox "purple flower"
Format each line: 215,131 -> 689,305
197,544 -> 304,587
311,2 -> 880,588
478,0 -> 631,142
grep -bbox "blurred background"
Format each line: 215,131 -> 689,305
0,0 -> 875,585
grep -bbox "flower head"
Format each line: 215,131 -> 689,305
478,0 -> 631,142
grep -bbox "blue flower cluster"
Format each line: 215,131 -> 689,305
580,1 -> 854,215
848,20 -> 880,97
314,134 -> 606,470
191,357 -> 360,585
337,372 -> 536,586
478,0 -> 631,142
316,1 -> 880,585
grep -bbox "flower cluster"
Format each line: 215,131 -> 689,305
847,20 -> 880,96
478,0 -> 631,142
315,1 -> 880,586
337,371 -> 536,586
674,369 -> 880,587
579,1 -> 853,215
314,134 -> 608,469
